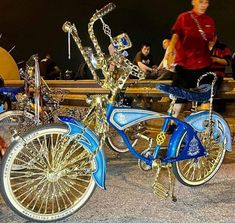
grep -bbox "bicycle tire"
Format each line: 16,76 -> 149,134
0,123 -> 96,222
0,110 -> 35,148
105,126 -> 138,153
172,130 -> 226,186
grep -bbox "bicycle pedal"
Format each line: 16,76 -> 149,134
153,182 -> 169,199
152,163 -> 177,201
138,148 -> 154,171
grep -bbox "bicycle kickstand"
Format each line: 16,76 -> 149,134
152,160 -> 177,202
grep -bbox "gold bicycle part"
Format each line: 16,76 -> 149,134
176,130 -> 225,185
156,131 -> 166,145
8,133 -> 95,215
152,160 -> 177,201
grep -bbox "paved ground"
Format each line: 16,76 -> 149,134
0,145 -> 235,223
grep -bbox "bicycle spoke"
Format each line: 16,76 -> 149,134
175,130 -> 225,186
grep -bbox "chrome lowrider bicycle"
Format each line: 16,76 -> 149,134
0,3 -> 232,222
0,54 -> 72,154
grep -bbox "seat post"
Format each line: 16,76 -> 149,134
167,94 -> 177,116
196,72 -> 217,136
159,94 -> 177,133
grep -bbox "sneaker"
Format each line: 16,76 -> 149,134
166,124 -> 177,135
190,107 -> 197,112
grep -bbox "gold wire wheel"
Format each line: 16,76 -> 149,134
0,110 -> 35,148
1,124 -> 96,222
106,126 -> 138,153
172,131 -> 226,186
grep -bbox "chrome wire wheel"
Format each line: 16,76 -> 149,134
0,110 -> 35,148
173,131 -> 226,186
1,124 -> 96,222
106,126 -> 138,153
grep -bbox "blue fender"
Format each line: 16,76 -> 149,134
58,116 -> 106,189
0,104 -> 3,112
185,111 -> 232,151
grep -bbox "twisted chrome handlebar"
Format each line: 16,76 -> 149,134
62,2 -> 146,102
93,2 -> 116,19
62,21 -> 102,86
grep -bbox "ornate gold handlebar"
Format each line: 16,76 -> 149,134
93,2 -> 116,19
63,3 -> 146,103
62,21 -> 102,86
87,4 -> 116,82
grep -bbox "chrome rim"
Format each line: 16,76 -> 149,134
107,127 -> 138,153
176,131 -> 225,185
4,129 -> 95,219
0,111 -> 35,147
107,134 -> 129,152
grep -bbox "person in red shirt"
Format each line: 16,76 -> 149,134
166,0 -> 216,132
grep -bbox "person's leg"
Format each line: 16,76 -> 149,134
167,66 -> 208,133
170,66 -> 189,118
172,103 -> 183,117
196,69 -> 218,110
156,69 -> 174,80
166,66 -> 186,133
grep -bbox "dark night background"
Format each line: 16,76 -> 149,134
1,0 -> 235,75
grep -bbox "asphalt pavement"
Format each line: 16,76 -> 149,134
0,145 -> 235,223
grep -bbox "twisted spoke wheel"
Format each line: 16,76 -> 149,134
173,131 -> 226,186
0,110 -> 35,148
0,123 -> 96,222
105,126 -> 139,153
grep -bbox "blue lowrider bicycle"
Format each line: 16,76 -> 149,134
0,3 -> 232,222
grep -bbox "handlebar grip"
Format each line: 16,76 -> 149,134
94,2 -> 116,19
62,21 -> 73,33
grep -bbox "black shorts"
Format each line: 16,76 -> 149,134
172,66 -> 222,103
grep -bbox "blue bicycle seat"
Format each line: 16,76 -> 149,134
156,84 -> 212,102
0,86 -> 25,100
0,86 -> 24,94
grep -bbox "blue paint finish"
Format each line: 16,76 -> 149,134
0,86 -> 25,101
0,104 -> 3,112
167,125 -> 185,159
165,122 -> 206,162
106,104 -> 230,168
185,111 -> 232,151
58,116 -> 106,189
112,111 -> 154,128
107,104 -> 168,130
58,116 -> 84,129
107,104 -> 206,164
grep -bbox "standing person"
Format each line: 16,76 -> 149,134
166,0 -> 216,131
133,42 -> 158,79
209,35 -> 232,89
39,53 -> 61,80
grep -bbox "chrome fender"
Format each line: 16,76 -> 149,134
58,116 -> 106,189
185,111 -> 232,151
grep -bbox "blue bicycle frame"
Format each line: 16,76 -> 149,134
107,104 -> 232,166
107,104 -> 206,166
59,101 -> 232,190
